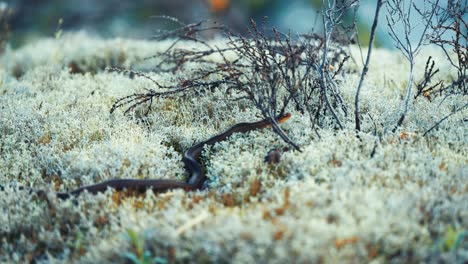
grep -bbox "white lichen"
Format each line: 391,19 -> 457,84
0,32 -> 466,263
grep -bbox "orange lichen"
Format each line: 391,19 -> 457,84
335,236 -> 359,249
94,215 -> 109,228
274,188 -> 290,216
283,187 -> 290,207
439,162 -> 447,172
274,206 -> 286,216
262,207 -> 272,220
400,132 -> 408,140
250,178 -> 262,197
450,187 -> 457,195
400,131 -> 417,140
132,200 -> 144,209
367,244 -> 379,259
208,203 -> 217,214
192,195 -> 204,204
111,191 -> 122,205
222,193 -> 235,207
423,91 -> 432,101
188,194 -> 204,208
273,230 -> 284,241
329,155 -> 342,167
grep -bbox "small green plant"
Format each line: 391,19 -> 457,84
68,231 -> 84,255
434,226 -> 467,252
55,18 -> 64,39
123,228 -> 168,264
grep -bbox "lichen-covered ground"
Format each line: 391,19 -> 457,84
0,32 -> 467,263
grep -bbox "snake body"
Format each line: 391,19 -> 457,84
3,113 -> 291,199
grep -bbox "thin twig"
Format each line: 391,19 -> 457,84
423,102 -> 467,137
354,0 -> 385,132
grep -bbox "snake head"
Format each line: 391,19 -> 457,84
278,112 -> 292,123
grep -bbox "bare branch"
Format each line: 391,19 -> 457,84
354,0 -> 385,132
423,102 -> 468,137
386,0 -> 439,132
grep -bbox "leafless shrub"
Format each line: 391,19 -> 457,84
223,19 -> 306,150
414,56 -> 443,102
386,0 -> 467,136
110,10 -> 355,151
309,0 -> 358,130
112,0 -> 465,144
419,0 -> 467,136
146,15 -> 228,72
426,0 -> 467,97
385,0 -> 439,133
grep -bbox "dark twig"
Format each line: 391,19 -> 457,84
354,0 -> 385,132
423,102 -> 468,137
414,56 -> 443,101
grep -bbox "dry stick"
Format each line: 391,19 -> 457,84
423,102 -> 468,137
387,0 -> 439,133
270,118 -> 302,152
352,4 -> 365,67
354,0 -> 385,132
393,56 -> 416,131
175,211 -> 210,236
317,0 -> 357,129
318,10 -> 343,129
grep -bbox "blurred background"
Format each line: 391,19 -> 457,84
0,0 -> 453,51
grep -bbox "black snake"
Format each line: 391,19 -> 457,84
1,113 -> 291,199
